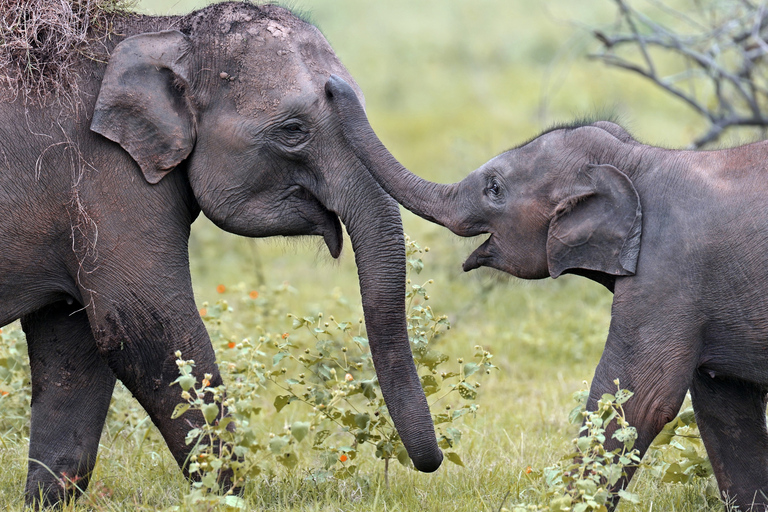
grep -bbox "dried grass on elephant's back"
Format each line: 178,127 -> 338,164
0,0 -> 133,107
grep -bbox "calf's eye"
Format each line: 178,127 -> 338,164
487,178 -> 500,196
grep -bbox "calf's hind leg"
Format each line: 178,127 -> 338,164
690,370 -> 768,511
21,301 -> 116,508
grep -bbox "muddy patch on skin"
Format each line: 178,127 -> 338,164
182,3 -> 338,117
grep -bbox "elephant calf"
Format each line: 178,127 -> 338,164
0,3 -> 442,507
327,74 -> 768,511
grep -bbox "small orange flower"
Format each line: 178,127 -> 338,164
228,341 -> 236,349
249,290 -> 259,299
199,308 -> 207,317
525,466 -> 532,474
339,454 -> 348,462
202,378 -> 211,388
216,284 -> 226,294
0,391 -> 8,397
0,328 -> 4,334
282,333 -> 289,339
344,373 -> 354,382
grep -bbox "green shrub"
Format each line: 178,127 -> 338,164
171,237 -> 498,509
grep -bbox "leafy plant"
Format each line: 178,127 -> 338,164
643,398 -> 719,500
511,380 -> 642,512
171,237 -> 498,508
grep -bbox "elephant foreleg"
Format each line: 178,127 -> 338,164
690,370 -> 768,511
586,308 -> 697,509
21,301 -> 117,508
89,300 -> 230,480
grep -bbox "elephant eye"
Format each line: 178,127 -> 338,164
284,122 -> 303,133
486,177 -> 501,196
277,119 -> 310,148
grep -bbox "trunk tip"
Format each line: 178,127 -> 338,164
411,449 -> 443,473
325,74 -> 356,103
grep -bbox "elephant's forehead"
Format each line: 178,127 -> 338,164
219,14 -> 345,117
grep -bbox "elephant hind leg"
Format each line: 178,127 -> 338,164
21,301 -> 116,509
690,370 -> 768,511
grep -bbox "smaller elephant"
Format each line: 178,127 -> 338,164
327,74 -> 768,510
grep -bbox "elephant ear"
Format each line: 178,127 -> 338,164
547,164 -> 642,279
91,30 -> 196,184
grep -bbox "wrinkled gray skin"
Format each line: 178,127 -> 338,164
327,74 -> 768,511
0,5 -> 442,507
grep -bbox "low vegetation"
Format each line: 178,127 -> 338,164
0,237 -> 726,510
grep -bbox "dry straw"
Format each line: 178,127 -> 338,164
0,0 -> 134,107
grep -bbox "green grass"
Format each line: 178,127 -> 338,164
0,1 -> 734,510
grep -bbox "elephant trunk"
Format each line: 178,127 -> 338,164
325,75 -> 470,236
331,168 -> 443,473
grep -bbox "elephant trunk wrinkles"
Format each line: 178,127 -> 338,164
332,170 -> 442,473
325,76 -> 463,234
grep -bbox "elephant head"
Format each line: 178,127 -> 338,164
325,75 -> 642,290
89,5 -> 441,472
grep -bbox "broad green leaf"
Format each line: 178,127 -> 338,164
446,427 -> 462,444
278,452 -> 298,469
568,403 -> 586,425
272,352 -> 289,366
614,388 -> 634,404
652,422 -> 678,446
313,429 -> 331,447
445,451 -> 464,467
360,379 -> 377,400
291,421 -> 310,442
420,374 -> 439,396
576,436 -> 591,453
202,403 -> 219,424
354,413 -> 370,430
661,462 -> 690,483
201,472 -> 219,492
463,362 -> 479,377
607,464 -> 623,486
274,395 -> 294,412
269,436 -> 289,454
419,349 -> 449,370
171,403 -> 190,419
618,489 -> 641,503
457,381 -> 477,400
177,375 -> 196,391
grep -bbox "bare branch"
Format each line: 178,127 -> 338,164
587,0 -> 768,147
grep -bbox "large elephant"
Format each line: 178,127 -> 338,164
327,74 -> 768,510
0,4 -> 443,507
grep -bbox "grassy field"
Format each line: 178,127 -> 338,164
0,1 -> 735,510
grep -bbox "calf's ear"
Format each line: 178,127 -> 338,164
547,164 -> 642,279
91,30 -> 196,184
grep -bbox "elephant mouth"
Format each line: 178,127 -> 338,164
292,186 -> 343,258
322,208 -> 343,258
462,235 -> 494,272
